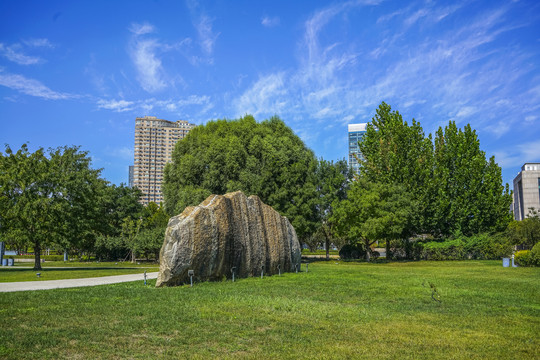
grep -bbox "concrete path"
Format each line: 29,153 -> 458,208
0,272 -> 159,293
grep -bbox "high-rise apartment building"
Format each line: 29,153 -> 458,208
348,123 -> 367,173
133,116 -> 196,206
513,162 -> 540,220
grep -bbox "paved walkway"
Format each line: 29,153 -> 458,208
0,272 -> 159,293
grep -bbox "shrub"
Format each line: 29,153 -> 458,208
421,239 -> 465,260
420,233 -> 512,261
515,244 -> 540,267
339,244 -> 365,259
531,242 -> 540,263
514,250 -> 534,267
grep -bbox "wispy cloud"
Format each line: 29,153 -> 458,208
0,38 -> 54,65
97,99 -> 134,112
234,0 -> 539,146
129,22 -> 155,36
22,38 -> 54,48
0,69 -> 74,99
196,15 -> 219,56
127,22 -> 192,93
186,0 -> 220,61
0,43 -> 41,65
129,37 -> 166,92
233,73 -> 287,117
494,140 -> 540,168
97,95 -> 213,115
262,16 -> 280,27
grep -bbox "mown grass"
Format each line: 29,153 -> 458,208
0,261 -> 538,359
12,260 -> 159,268
0,267 -> 155,282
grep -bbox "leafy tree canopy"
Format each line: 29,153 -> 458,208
0,144 -> 105,269
163,115 -> 318,239
331,178 -> 413,261
358,102 -> 512,238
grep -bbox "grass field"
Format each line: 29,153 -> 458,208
0,267 -> 156,282
0,261 -> 538,359
0,261 -> 159,282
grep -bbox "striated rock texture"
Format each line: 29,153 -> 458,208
156,191 -> 301,287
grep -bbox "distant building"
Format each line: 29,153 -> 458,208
128,165 -> 134,188
133,116 -> 196,206
513,163 -> 540,221
348,123 -> 367,173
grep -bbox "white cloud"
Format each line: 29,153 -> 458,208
494,140 -> 540,168
0,70 -> 74,99
517,140 -> 540,162
129,22 -> 156,35
130,38 -> 166,92
97,95 -> 214,115
186,1 -> 220,60
233,73 -> 287,117
127,22 -> 193,92
97,99 -> 134,112
0,43 -> 41,65
196,15 -> 219,56
262,16 -> 280,27
22,38 -> 54,48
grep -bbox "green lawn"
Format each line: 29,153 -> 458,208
0,267 -> 155,282
12,260 -> 159,268
0,261 -> 538,359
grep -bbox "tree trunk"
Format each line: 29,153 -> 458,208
323,226 -> 331,260
364,239 -> 372,262
131,249 -> 136,263
33,241 -> 42,270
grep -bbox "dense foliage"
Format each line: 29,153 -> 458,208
0,145 -> 105,269
506,209 -> 540,250
358,102 -> 513,239
332,178 -> 413,260
418,233 -> 513,261
163,115 -> 319,240
0,144 -> 162,266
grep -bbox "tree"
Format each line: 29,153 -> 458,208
506,208 -> 540,249
0,144 -> 104,270
432,122 -> 512,236
331,178 -> 412,261
98,184 -> 143,238
122,217 -> 143,263
358,102 -> 512,239
163,115 -> 319,240
314,158 -> 351,259
358,102 -> 433,236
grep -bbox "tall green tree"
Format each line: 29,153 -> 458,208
358,102 -> 512,238
331,178 -> 412,261
358,102 -> 433,235
314,158 -> 351,259
0,144 -> 104,270
163,115 -> 319,240
432,122 -> 512,236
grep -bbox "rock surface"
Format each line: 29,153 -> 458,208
156,191 -> 301,287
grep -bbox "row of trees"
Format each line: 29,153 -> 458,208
1,103 -> 531,268
164,105 -> 517,260
0,144 -> 167,270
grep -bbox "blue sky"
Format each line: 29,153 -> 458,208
1,0 -> 539,188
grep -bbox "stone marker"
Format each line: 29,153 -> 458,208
156,191 -> 301,287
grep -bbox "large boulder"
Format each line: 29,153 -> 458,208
156,191 -> 301,287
